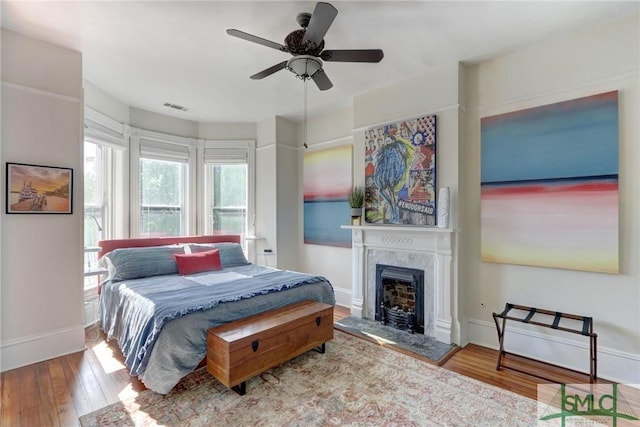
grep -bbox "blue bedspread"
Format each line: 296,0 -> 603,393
100,264 -> 335,391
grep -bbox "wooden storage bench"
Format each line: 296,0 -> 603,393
206,300 -> 334,395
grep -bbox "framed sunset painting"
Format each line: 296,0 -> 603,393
6,162 -> 73,214
480,91 -> 619,274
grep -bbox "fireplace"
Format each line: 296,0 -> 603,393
343,224 -> 457,345
375,264 -> 424,334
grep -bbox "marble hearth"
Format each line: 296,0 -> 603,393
343,225 -> 457,345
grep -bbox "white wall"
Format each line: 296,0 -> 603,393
85,81 -> 258,142
198,122 -> 256,140
298,106 -> 355,307
254,116 -> 300,270
461,12 -> 640,383
300,12 -> 639,383
352,63 -> 462,235
345,65 -> 464,330
274,117 -> 299,270
130,107 -> 198,138
255,118 -> 278,263
356,63 -> 463,344
300,65 -> 464,311
1,29 -> 85,371
84,80 -> 130,125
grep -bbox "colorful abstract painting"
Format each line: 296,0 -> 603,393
303,145 -> 352,248
481,91 -> 619,274
364,115 -> 437,225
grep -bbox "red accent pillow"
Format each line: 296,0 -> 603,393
174,249 -> 222,275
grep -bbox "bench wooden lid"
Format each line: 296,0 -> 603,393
208,300 -> 333,346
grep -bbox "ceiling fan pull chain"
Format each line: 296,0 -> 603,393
304,79 -> 309,149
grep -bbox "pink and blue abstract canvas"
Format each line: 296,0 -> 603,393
480,91 -> 619,274
303,145 -> 352,248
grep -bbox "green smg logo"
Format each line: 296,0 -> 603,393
538,383 -> 640,426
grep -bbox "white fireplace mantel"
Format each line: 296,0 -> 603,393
342,225 -> 457,345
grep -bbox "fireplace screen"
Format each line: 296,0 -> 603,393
375,264 -> 424,334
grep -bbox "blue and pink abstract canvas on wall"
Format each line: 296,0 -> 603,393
303,145 -> 352,248
480,91 -> 619,274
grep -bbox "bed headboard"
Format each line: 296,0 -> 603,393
97,234 -> 241,258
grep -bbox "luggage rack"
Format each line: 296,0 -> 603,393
493,303 -> 597,383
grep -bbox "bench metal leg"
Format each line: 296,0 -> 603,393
313,343 -> 326,354
232,381 -> 246,396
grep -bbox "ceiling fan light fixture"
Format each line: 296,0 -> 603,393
286,55 -> 322,80
228,2 -> 381,90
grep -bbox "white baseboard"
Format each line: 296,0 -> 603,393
467,318 -> 640,384
0,325 -> 85,372
333,286 -> 352,309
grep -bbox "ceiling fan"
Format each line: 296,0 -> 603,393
227,2 -> 384,91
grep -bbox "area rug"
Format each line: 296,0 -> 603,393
334,316 -> 458,365
79,330 -> 538,426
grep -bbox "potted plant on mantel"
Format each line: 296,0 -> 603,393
348,185 -> 365,225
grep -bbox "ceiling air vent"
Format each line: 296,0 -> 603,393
163,102 -> 188,112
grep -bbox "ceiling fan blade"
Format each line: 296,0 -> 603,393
227,29 -> 288,52
303,2 -> 338,47
321,49 -> 384,63
312,69 -> 333,91
250,61 -> 288,80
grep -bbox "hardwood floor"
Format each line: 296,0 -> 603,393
1,304 -> 604,426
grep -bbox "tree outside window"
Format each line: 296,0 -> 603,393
209,164 -> 247,236
140,158 -> 185,237
84,142 -> 104,247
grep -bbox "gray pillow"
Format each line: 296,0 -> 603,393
188,243 -> 250,268
104,245 -> 185,282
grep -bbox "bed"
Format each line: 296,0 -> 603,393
97,235 -> 336,394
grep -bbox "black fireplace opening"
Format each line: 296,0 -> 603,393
375,264 -> 424,334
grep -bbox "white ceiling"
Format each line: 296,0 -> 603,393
2,1 -> 637,124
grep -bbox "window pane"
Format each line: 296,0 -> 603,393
84,141 -> 104,247
212,208 -> 247,235
209,164 -> 247,235
140,207 -> 182,236
213,164 -> 247,207
84,141 -> 108,296
140,158 -> 185,237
